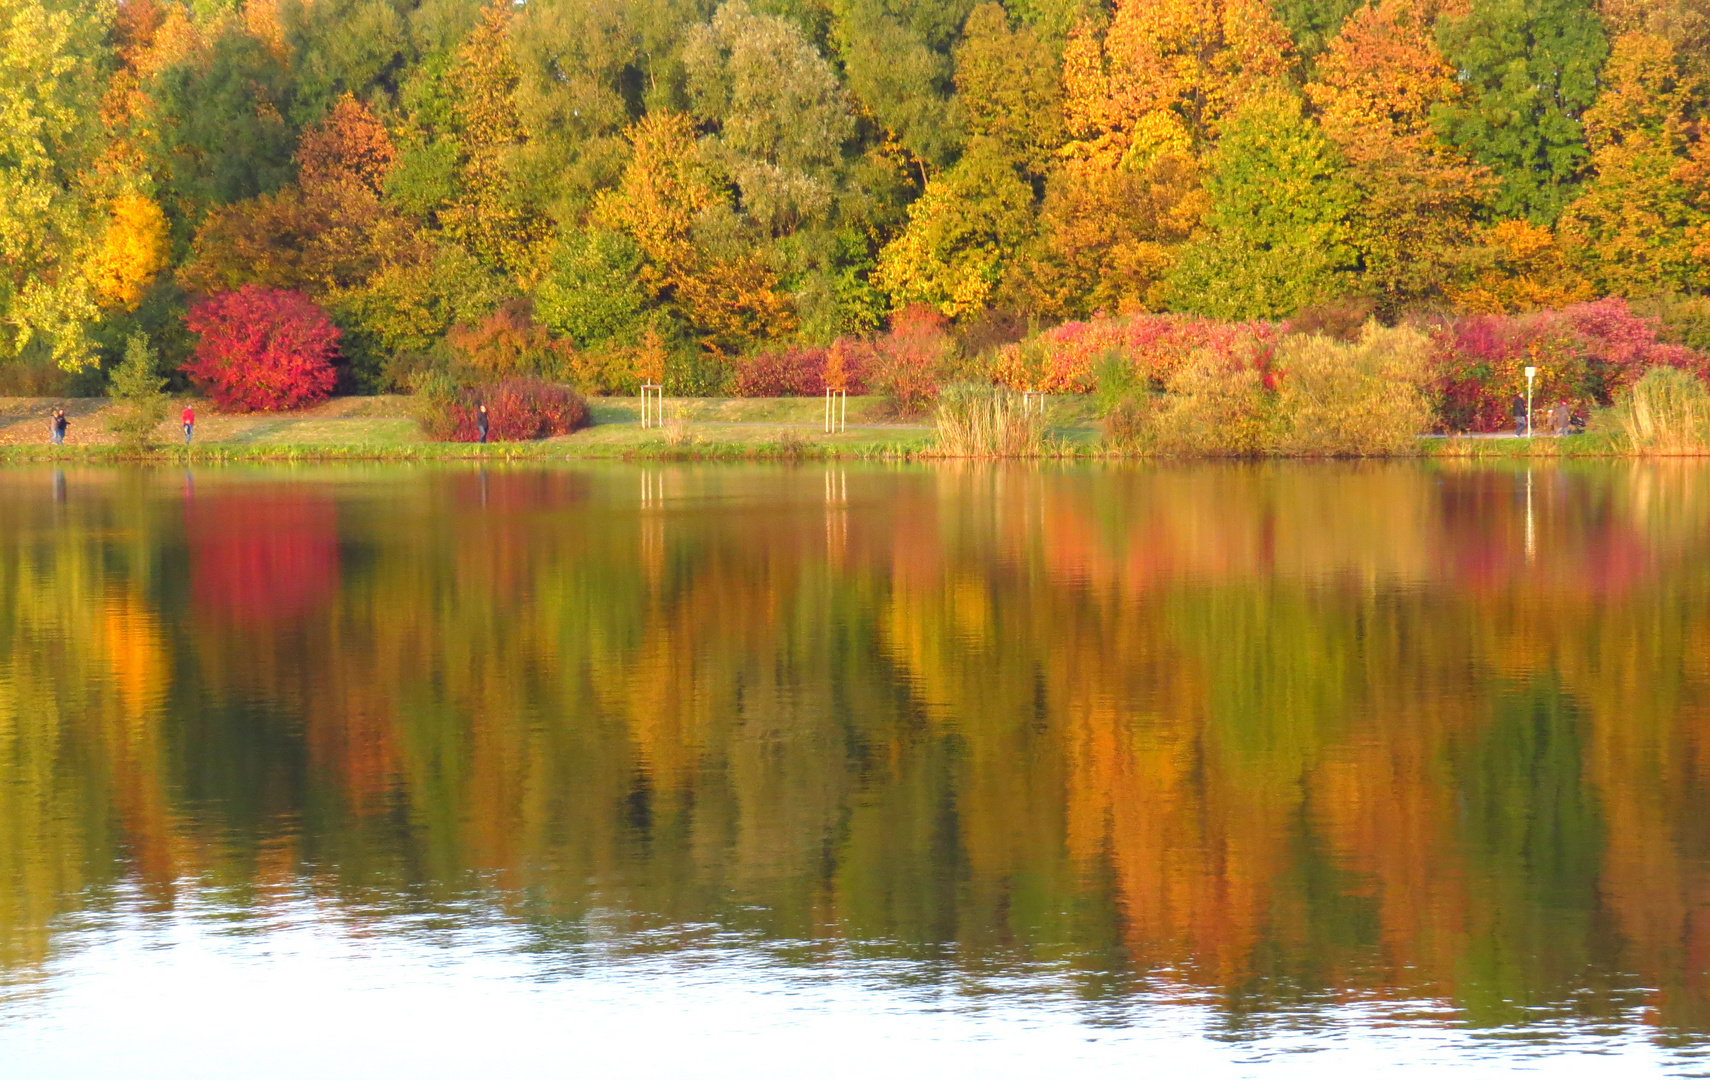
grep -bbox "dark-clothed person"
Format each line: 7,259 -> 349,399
477,404 -> 489,444
1512,394 -> 1527,437
50,410 -> 68,445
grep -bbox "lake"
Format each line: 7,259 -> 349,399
0,461 -> 1706,1077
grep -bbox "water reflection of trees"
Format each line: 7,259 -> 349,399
1,463 -> 1708,1032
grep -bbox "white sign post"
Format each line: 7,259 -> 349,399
1523,366 -> 1536,438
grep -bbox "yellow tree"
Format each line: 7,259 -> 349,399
90,193 -> 169,310
1030,0 -> 1289,319
874,139 -> 1036,318
1061,0 -> 1293,168
441,2 -> 551,281
1451,219 -> 1595,312
1558,32 -> 1710,293
1305,0 -> 1493,310
597,112 -> 795,352
1015,155 -> 1207,318
0,0 -> 109,367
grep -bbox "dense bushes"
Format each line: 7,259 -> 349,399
993,297 -> 1710,438
732,347 -> 830,397
992,313 -> 1276,394
182,286 -> 340,411
1423,299 -> 1705,432
1270,327 -> 1434,456
413,374 -> 591,442
1145,351 -> 1271,456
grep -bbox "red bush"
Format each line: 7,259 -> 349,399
422,378 -> 591,442
183,285 -> 341,411
871,305 -> 949,414
732,347 -> 828,396
1424,299 -> 1710,432
992,312 -> 1277,393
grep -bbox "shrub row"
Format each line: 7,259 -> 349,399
161,285 -> 1710,452
992,298 -> 1706,434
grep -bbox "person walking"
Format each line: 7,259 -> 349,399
50,409 -> 68,445
1553,399 -> 1571,437
181,403 -> 195,445
1511,392 -> 1528,437
476,403 -> 489,444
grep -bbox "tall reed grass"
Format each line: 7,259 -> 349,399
933,382 -> 1045,457
1614,366 -> 1710,454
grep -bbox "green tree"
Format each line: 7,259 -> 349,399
148,25 -> 298,229
509,0 -> 639,224
105,331 -> 169,448
953,3 -> 1062,179
438,2 -> 550,278
533,227 -> 651,349
873,138 -> 1034,317
833,0 -> 965,175
1270,0 -> 1365,69
1166,94 -> 1358,320
1435,0 -> 1609,222
684,1 -> 853,234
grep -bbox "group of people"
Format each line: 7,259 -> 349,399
44,405 -> 198,445
1511,395 -> 1576,437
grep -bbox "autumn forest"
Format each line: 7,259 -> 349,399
7,0 -> 1710,398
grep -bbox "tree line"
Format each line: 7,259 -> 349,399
5,0 -> 1709,393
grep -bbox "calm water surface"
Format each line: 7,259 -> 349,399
0,461 -> 1707,1076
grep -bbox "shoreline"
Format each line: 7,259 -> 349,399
0,432 -> 1650,463
0,394 -> 1669,461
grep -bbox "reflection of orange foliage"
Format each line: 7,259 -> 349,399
187,493 -> 340,621
18,463 -> 1710,1037
101,593 -> 182,901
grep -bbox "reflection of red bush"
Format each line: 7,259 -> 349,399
187,494 -> 340,621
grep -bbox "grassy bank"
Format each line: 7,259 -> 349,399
0,392 -> 1668,462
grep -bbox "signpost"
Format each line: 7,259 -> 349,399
1523,366 -> 1536,438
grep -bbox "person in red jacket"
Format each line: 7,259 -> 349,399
182,404 -> 195,445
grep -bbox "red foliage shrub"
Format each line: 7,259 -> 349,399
182,285 -> 340,411
992,313 -> 1277,393
421,378 -> 591,442
732,347 -> 828,396
871,305 -> 950,414
982,298 -> 1710,433
1424,298 -> 1710,432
